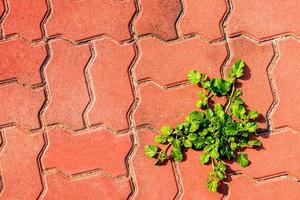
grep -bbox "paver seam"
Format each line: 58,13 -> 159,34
81,42 -> 96,129
0,129 -> 6,194
268,38 -> 300,131
0,0 -> 8,39
220,0 -> 233,79
217,0 -> 232,80
265,41 -> 280,131
223,174 -> 299,200
36,0 -> 52,197
124,0 -> 141,199
44,168 -> 129,181
175,0 -> 185,38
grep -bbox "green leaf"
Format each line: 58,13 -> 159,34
216,171 -> 225,181
188,70 -> 201,84
233,89 -> 242,99
245,122 -> 257,133
231,104 -> 246,119
220,80 -> 232,95
189,111 -> 204,121
210,148 -> 220,159
144,145 -> 158,157
196,99 -> 207,108
248,139 -> 262,147
155,151 -> 167,165
210,78 -> 232,96
183,140 -> 193,148
224,124 -> 238,136
214,103 -> 225,120
230,142 -> 238,151
172,139 -> 181,149
176,123 -> 184,131
248,110 -> 259,120
193,137 -> 205,149
203,81 -> 211,89
171,148 -> 183,162
207,179 -> 219,192
237,153 -> 249,167
189,121 -> 200,132
205,108 -> 214,119
200,152 -> 211,164
154,135 -> 167,144
160,126 -> 173,136
188,133 -> 198,141
215,161 -> 226,173
167,136 -> 174,143
229,60 -> 245,78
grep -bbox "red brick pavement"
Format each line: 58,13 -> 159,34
0,0 -> 299,199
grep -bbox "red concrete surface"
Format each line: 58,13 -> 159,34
0,0 -> 300,199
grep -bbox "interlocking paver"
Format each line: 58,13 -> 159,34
1,0 -> 300,199
44,172 -> 131,200
229,130 -> 300,179
132,129 -> 178,200
227,0 -> 300,40
135,37 -> 227,86
226,37 -> 274,128
2,0 -> 47,40
135,0 -> 182,41
228,176 -> 300,200
88,39 -> 135,131
43,128 -> 132,176
0,38 -> 46,85
272,39 -> 300,131
45,39 -> 90,131
46,0 -> 135,42
0,84 -> 44,130
179,0 -> 227,40
0,128 -> 43,199
134,83 -> 199,130
178,150 -> 223,200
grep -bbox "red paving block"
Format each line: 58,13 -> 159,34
228,176 -> 300,200
135,0 -> 182,41
2,0 -> 47,40
0,128 -> 43,199
135,37 -> 227,86
226,37 -> 274,128
132,129 -> 178,200
0,84 -> 44,130
45,39 -> 90,131
88,39 -> 135,131
46,0 -> 135,42
229,131 -> 300,179
134,84 -> 199,130
43,172 -> 131,200
0,39 -> 46,85
227,0 -> 300,40
43,128 -> 132,176
272,39 -> 300,131
179,0 -> 226,40
178,150 -> 223,200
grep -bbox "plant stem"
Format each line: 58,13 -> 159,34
225,80 -> 236,113
212,158 -> 216,171
161,143 -> 172,155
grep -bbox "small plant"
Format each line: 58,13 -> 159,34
144,60 -> 262,192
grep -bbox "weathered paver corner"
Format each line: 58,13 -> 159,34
0,0 -> 299,199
